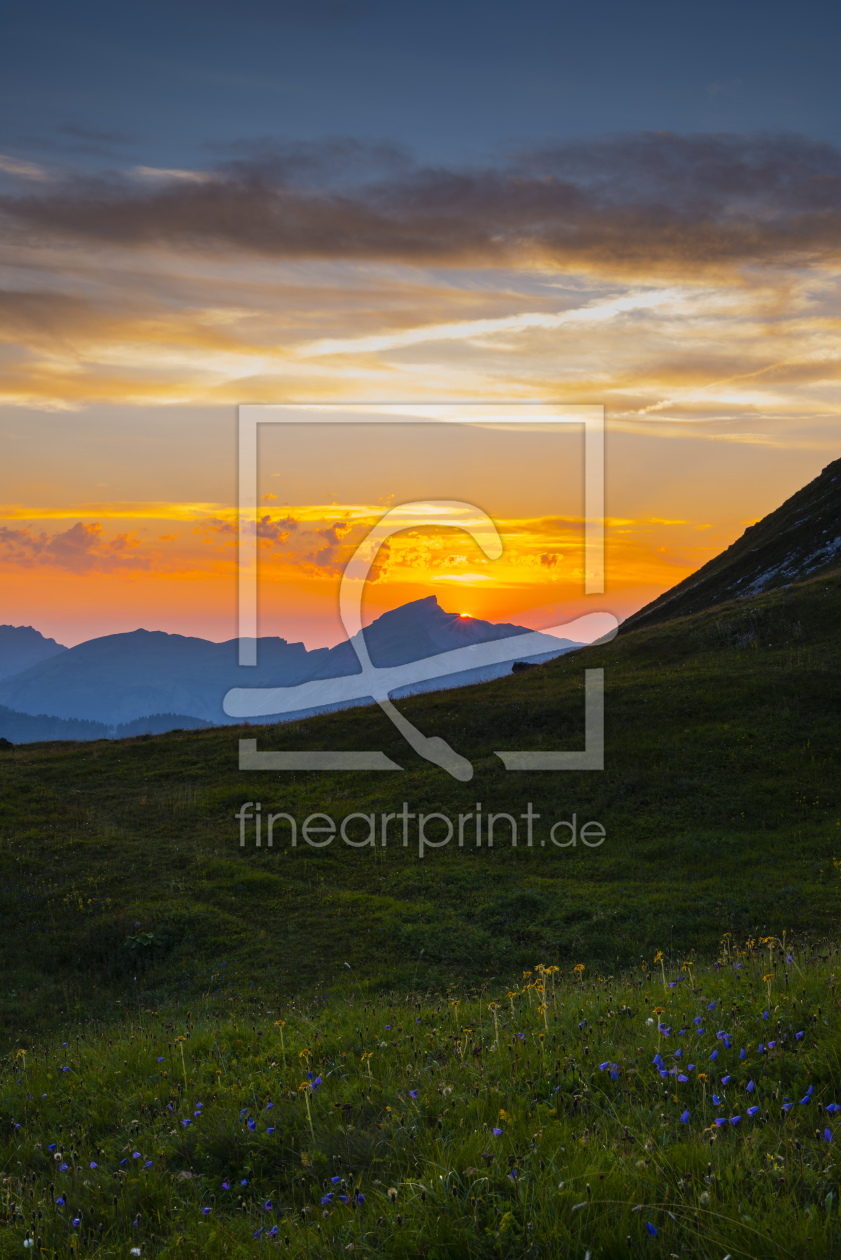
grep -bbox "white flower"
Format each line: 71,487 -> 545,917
130,1250 -> 142,1257
24,1242 -> 34,1251
646,1018 -> 654,1026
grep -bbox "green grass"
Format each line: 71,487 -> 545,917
1,570 -> 841,1254
1,939 -> 840,1258
1,569 -> 841,1039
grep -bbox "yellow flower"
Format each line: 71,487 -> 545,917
654,951 -> 664,963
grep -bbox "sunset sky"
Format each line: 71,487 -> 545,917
2,0 -> 840,648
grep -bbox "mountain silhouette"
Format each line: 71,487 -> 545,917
624,455 -> 841,631
0,625 -> 67,682
0,596 -> 577,730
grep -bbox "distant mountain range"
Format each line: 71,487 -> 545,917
0,597 -> 577,743
624,455 -> 841,631
0,624 -> 67,682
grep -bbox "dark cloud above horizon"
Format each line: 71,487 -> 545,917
3,132 -> 841,277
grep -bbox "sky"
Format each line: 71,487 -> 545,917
1,0 -> 840,647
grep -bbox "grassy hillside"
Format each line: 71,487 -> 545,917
1,568 -> 840,1045
1,941 -> 839,1259
624,454 -> 841,630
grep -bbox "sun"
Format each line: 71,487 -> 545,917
459,612 -> 471,618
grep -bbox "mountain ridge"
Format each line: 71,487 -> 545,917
0,624 -> 67,682
0,596 -> 577,731
623,455 -> 841,631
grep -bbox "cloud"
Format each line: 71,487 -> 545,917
0,152 -> 51,182
3,132 -> 841,275
0,521 -> 154,573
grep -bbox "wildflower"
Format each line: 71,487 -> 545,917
321,1194 -> 333,1205
747,1107 -> 759,1117
247,1119 -> 256,1131
714,1118 -> 727,1127
253,1229 -> 263,1239
645,1223 -> 657,1236
385,1025 -> 391,1031
72,1219 -> 80,1228
264,1201 -> 272,1212
758,1043 -> 765,1054
267,1127 -> 275,1134
56,1196 -> 66,1206
747,1081 -> 755,1093
409,1090 -> 418,1099
721,1076 -> 731,1085
492,1127 -> 503,1137
331,1177 -> 341,1185
826,1104 -> 840,1114
312,1076 -> 322,1089
678,1074 -> 688,1083
697,1073 -> 708,1082
133,1152 -> 141,1159
599,1062 -> 609,1071
825,1130 -> 833,1143
181,1119 -> 190,1128
241,1179 -> 248,1187
48,1144 -> 56,1152
710,1050 -> 718,1061
739,1049 -> 746,1059
157,1056 -> 164,1061
796,1031 -> 804,1040
269,1227 -> 278,1237
680,1111 -> 690,1123
203,1207 -> 211,1217
222,1181 -> 230,1190
89,1161 -> 97,1169
730,1116 -> 740,1125
59,1164 -> 68,1172
265,1102 -> 273,1110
